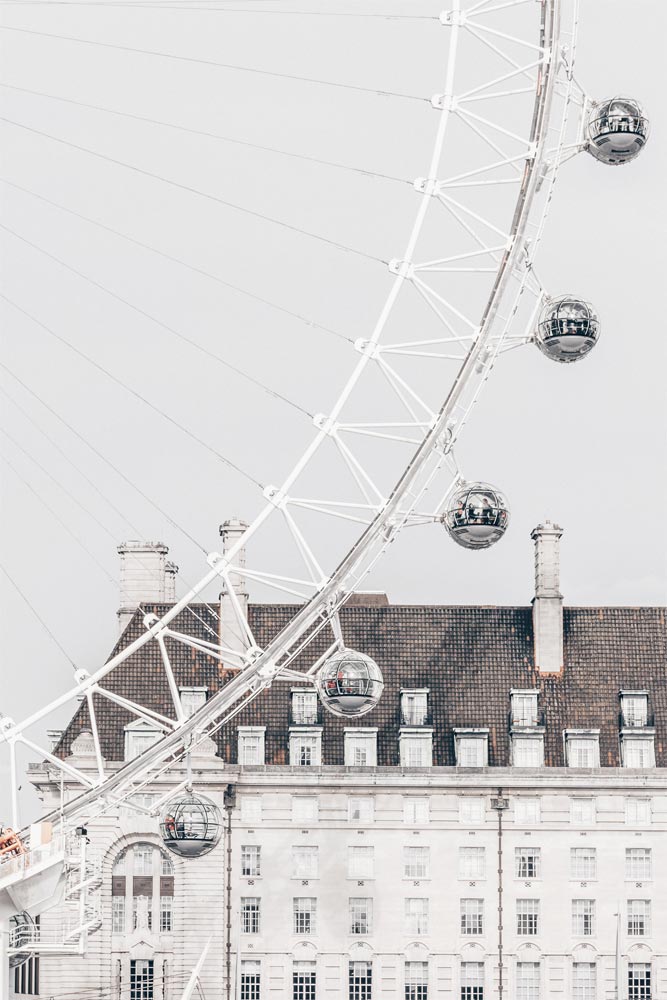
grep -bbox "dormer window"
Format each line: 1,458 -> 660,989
621,735 -> 655,769
291,689 -> 318,725
620,691 -> 649,728
238,727 -> 266,765
124,719 -> 161,762
179,687 -> 207,718
510,690 -> 539,727
454,729 -> 489,767
565,731 -> 600,768
401,690 -> 429,726
344,729 -> 377,767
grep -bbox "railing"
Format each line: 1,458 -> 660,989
508,710 -> 546,729
619,712 -> 655,730
0,835 -> 65,882
400,712 -> 432,727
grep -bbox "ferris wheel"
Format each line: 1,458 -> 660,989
0,0 -> 649,937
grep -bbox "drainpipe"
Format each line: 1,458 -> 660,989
491,791 -> 508,998
224,784 -> 236,1000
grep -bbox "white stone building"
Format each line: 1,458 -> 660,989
16,523 -> 667,1000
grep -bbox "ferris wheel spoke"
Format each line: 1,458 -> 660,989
457,58 -> 543,102
414,244 -> 508,270
337,425 -> 424,446
466,18 -> 547,54
93,686 -> 177,731
412,275 -> 480,333
281,506 -> 327,587
333,435 -> 387,508
376,357 -> 437,422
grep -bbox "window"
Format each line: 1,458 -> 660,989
124,721 -> 161,761
511,691 -> 538,726
626,798 -> 651,825
400,733 -> 433,768
515,797 -> 540,826
570,848 -> 596,880
628,900 -> 651,936
621,692 -> 649,728
572,963 -> 596,1000
349,960 -> 372,1000
242,845 -> 261,877
349,797 -> 374,824
405,961 -> 428,999
516,899 -> 539,936
159,895 -> 173,932
349,897 -> 372,935
293,897 -> 317,935
289,731 -> 321,767
241,796 -> 262,825
113,852 -> 127,875
132,896 -> 153,931
344,729 -> 377,767
127,792 -> 159,813
13,917 -> 39,996
455,733 -> 488,767
515,847 -> 541,879
292,690 -> 318,725
572,899 -> 595,936
405,897 -> 429,935
459,847 -> 486,879
238,728 -> 265,765
512,736 -> 544,768
130,960 -> 154,1000
570,798 -> 595,825
461,962 -> 484,1000
626,848 -> 652,880
401,691 -> 428,725
628,963 -> 651,999
622,737 -> 655,769
404,797 -> 429,825
293,961 -> 316,1000
112,895 -> 126,933
133,845 -> 153,875
292,796 -> 318,825
241,960 -> 261,1000
404,847 -> 430,879
460,797 -> 485,825
241,897 -> 260,934
179,686 -> 207,717
516,962 -> 540,1000
460,898 -> 484,936
566,734 -> 600,768
161,855 -> 174,876
292,846 -> 318,879
348,846 -> 374,879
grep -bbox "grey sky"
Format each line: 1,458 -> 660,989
0,0 -> 665,812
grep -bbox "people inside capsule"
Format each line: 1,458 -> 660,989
443,482 -> 509,550
535,296 -> 599,363
316,649 -> 384,718
586,97 -> 648,164
159,793 -> 222,857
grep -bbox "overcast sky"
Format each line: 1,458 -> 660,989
0,0 -> 665,811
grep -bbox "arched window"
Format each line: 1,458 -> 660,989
111,843 -> 175,936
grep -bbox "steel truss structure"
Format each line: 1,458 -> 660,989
2,0 -> 629,933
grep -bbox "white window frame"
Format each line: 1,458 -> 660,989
510,689 -> 539,727
459,847 -> 486,879
627,899 -> 651,937
349,897 -> 372,935
291,689 -> 319,725
344,729 -> 378,767
401,689 -> 429,726
511,734 -> 544,768
292,845 -> 318,879
240,796 -> 262,825
289,727 -> 322,767
460,898 -> 484,936
293,896 -> 317,936
461,961 -> 484,999
459,797 -> 485,825
178,686 -> 207,718
628,963 -> 651,999
405,960 -> 429,997
399,729 -> 433,768
516,898 -> 539,936
238,727 -> 266,766
620,691 -> 649,728
572,962 -> 596,1000
241,897 -> 261,934
349,961 -> 372,999
112,895 -> 125,934
349,796 -> 374,825
124,719 -> 161,762
293,960 -> 316,1000
625,798 -> 651,826
159,894 -> 173,932
405,898 -> 429,936
514,797 -> 540,826
404,846 -> 430,879
570,798 -> 595,826
572,899 -> 595,937
348,846 -> 374,880
404,797 -> 429,825
621,735 -> 656,769
292,796 -> 318,825
241,845 -> 261,877
570,848 -> 596,880
515,847 -> 541,880
454,730 -> 489,768
241,960 -> 261,1000
516,962 -> 540,1000
625,848 -> 652,880
565,731 -> 601,768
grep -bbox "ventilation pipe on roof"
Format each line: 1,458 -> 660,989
219,518 -> 249,664
531,521 -> 564,673
117,541 -> 178,633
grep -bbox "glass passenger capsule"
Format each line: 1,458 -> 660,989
159,792 -> 223,858
586,97 -> 649,165
442,482 -> 509,550
535,296 -> 599,363
9,911 -> 35,969
316,648 -> 384,718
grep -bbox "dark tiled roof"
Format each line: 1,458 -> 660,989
56,603 -> 667,768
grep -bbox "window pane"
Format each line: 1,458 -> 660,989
572,900 -> 595,936
516,963 -> 540,1000
460,847 -> 486,879
130,959 -> 154,1000
570,799 -> 595,825
292,797 -> 318,824
457,738 -> 485,767
460,899 -> 483,936
572,963 -> 595,1000
570,848 -> 596,880
567,738 -> 599,768
516,899 -> 539,936
405,898 -> 429,935
626,799 -> 651,825
241,961 -> 261,1000
349,898 -> 372,935
293,897 -> 317,936
349,797 -> 374,824
461,961 -> 484,1000
112,896 -> 125,934
513,737 -> 543,768
627,900 -> 650,936
404,798 -> 429,825
623,738 -> 655,768
405,961 -> 428,1000
404,847 -> 430,879
242,845 -> 261,877
402,692 -> 428,726
460,798 -> 485,824
292,846 -> 318,879
159,895 -> 173,932
514,798 -> 540,825
241,898 -> 261,934
626,849 -> 652,879
348,846 -> 374,879
515,847 -> 541,879
349,961 -> 372,1000
628,963 -> 651,1000
293,961 -> 316,1000
133,845 -> 153,875
292,691 -> 318,725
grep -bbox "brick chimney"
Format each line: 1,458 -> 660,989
219,518 -> 249,662
531,521 -> 564,674
117,541 -> 178,632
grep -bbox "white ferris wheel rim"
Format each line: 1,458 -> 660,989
1,0 -> 583,833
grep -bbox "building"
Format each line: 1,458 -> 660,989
19,522 -> 667,1000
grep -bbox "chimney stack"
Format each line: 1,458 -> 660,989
531,521 -> 564,673
117,541 -> 178,633
219,518 -> 249,662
